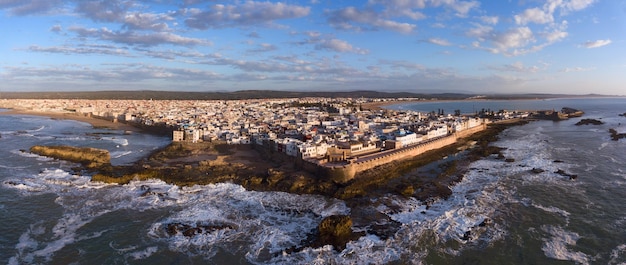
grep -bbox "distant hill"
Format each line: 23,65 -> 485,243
0,90 -> 613,100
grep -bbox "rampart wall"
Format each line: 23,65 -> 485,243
321,124 -> 486,183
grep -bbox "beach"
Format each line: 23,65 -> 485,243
0,109 -> 142,132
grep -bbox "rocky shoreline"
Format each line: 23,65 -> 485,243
28,119 -> 530,251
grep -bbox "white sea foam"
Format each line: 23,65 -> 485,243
609,244 -> 626,265
147,183 -> 349,262
110,150 -> 133,159
541,225 -> 590,265
11,149 -> 54,161
532,202 -> 571,225
128,246 -> 158,260
102,136 -> 129,146
7,170 -> 183,263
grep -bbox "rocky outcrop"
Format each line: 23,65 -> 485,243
575,118 -> 604,125
165,222 -> 236,237
531,168 -> 545,174
561,107 -> 584,117
532,107 -> 584,121
555,169 -> 578,180
30,145 -> 110,168
609,128 -> 626,141
314,215 -> 358,251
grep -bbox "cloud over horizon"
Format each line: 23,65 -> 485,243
0,0 -> 620,95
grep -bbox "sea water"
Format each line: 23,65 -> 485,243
1,98 -> 625,264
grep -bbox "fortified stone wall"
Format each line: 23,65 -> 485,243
319,124 -> 486,183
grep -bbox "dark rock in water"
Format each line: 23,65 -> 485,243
461,230 -> 473,241
619,112 -> 626,117
531,168 -> 545,174
609,128 -> 626,141
165,222 -> 236,237
555,169 -> 578,180
479,218 -> 493,227
575,118 -> 604,126
505,158 -> 515,163
553,160 -> 564,163
562,107 -> 584,117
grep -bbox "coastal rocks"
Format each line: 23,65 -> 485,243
314,215 -> 359,251
461,217 -> 493,242
531,168 -> 545,174
165,222 -> 236,237
609,128 -> 626,141
532,107 -> 584,121
575,118 -> 604,126
531,167 -> 577,180
555,169 -> 578,180
29,145 -> 110,168
561,107 -> 584,117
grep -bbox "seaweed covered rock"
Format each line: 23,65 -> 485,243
30,145 -> 110,168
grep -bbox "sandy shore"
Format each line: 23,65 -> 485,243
0,109 -> 142,132
361,100 -> 424,111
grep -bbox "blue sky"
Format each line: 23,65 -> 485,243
0,0 -> 623,95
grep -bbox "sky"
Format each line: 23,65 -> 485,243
0,0 -> 624,95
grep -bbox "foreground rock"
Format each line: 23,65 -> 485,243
314,215 -> 360,251
29,145 -> 110,168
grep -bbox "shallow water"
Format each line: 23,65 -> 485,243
1,98 -> 625,264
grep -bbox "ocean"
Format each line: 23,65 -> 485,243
1,97 -> 625,264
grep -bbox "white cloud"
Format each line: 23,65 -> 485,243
427,38 -> 452,46
123,12 -> 174,31
27,44 -> 130,56
326,6 -> 416,33
185,1 -> 310,29
543,29 -> 568,43
581,39 -> 611,48
69,26 -> 208,47
563,0 -> 596,12
75,0 -> 129,23
489,61 -> 543,73
514,7 -> 553,25
0,0 -> 62,15
248,43 -> 278,53
315,39 -> 369,54
562,66 -> 595,72
466,23 -> 493,41
50,24 -> 62,33
479,15 -> 499,25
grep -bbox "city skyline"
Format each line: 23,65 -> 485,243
0,0 -> 623,95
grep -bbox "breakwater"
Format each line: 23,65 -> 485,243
321,124 -> 487,183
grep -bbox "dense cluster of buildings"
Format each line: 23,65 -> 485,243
1,98 -> 530,163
